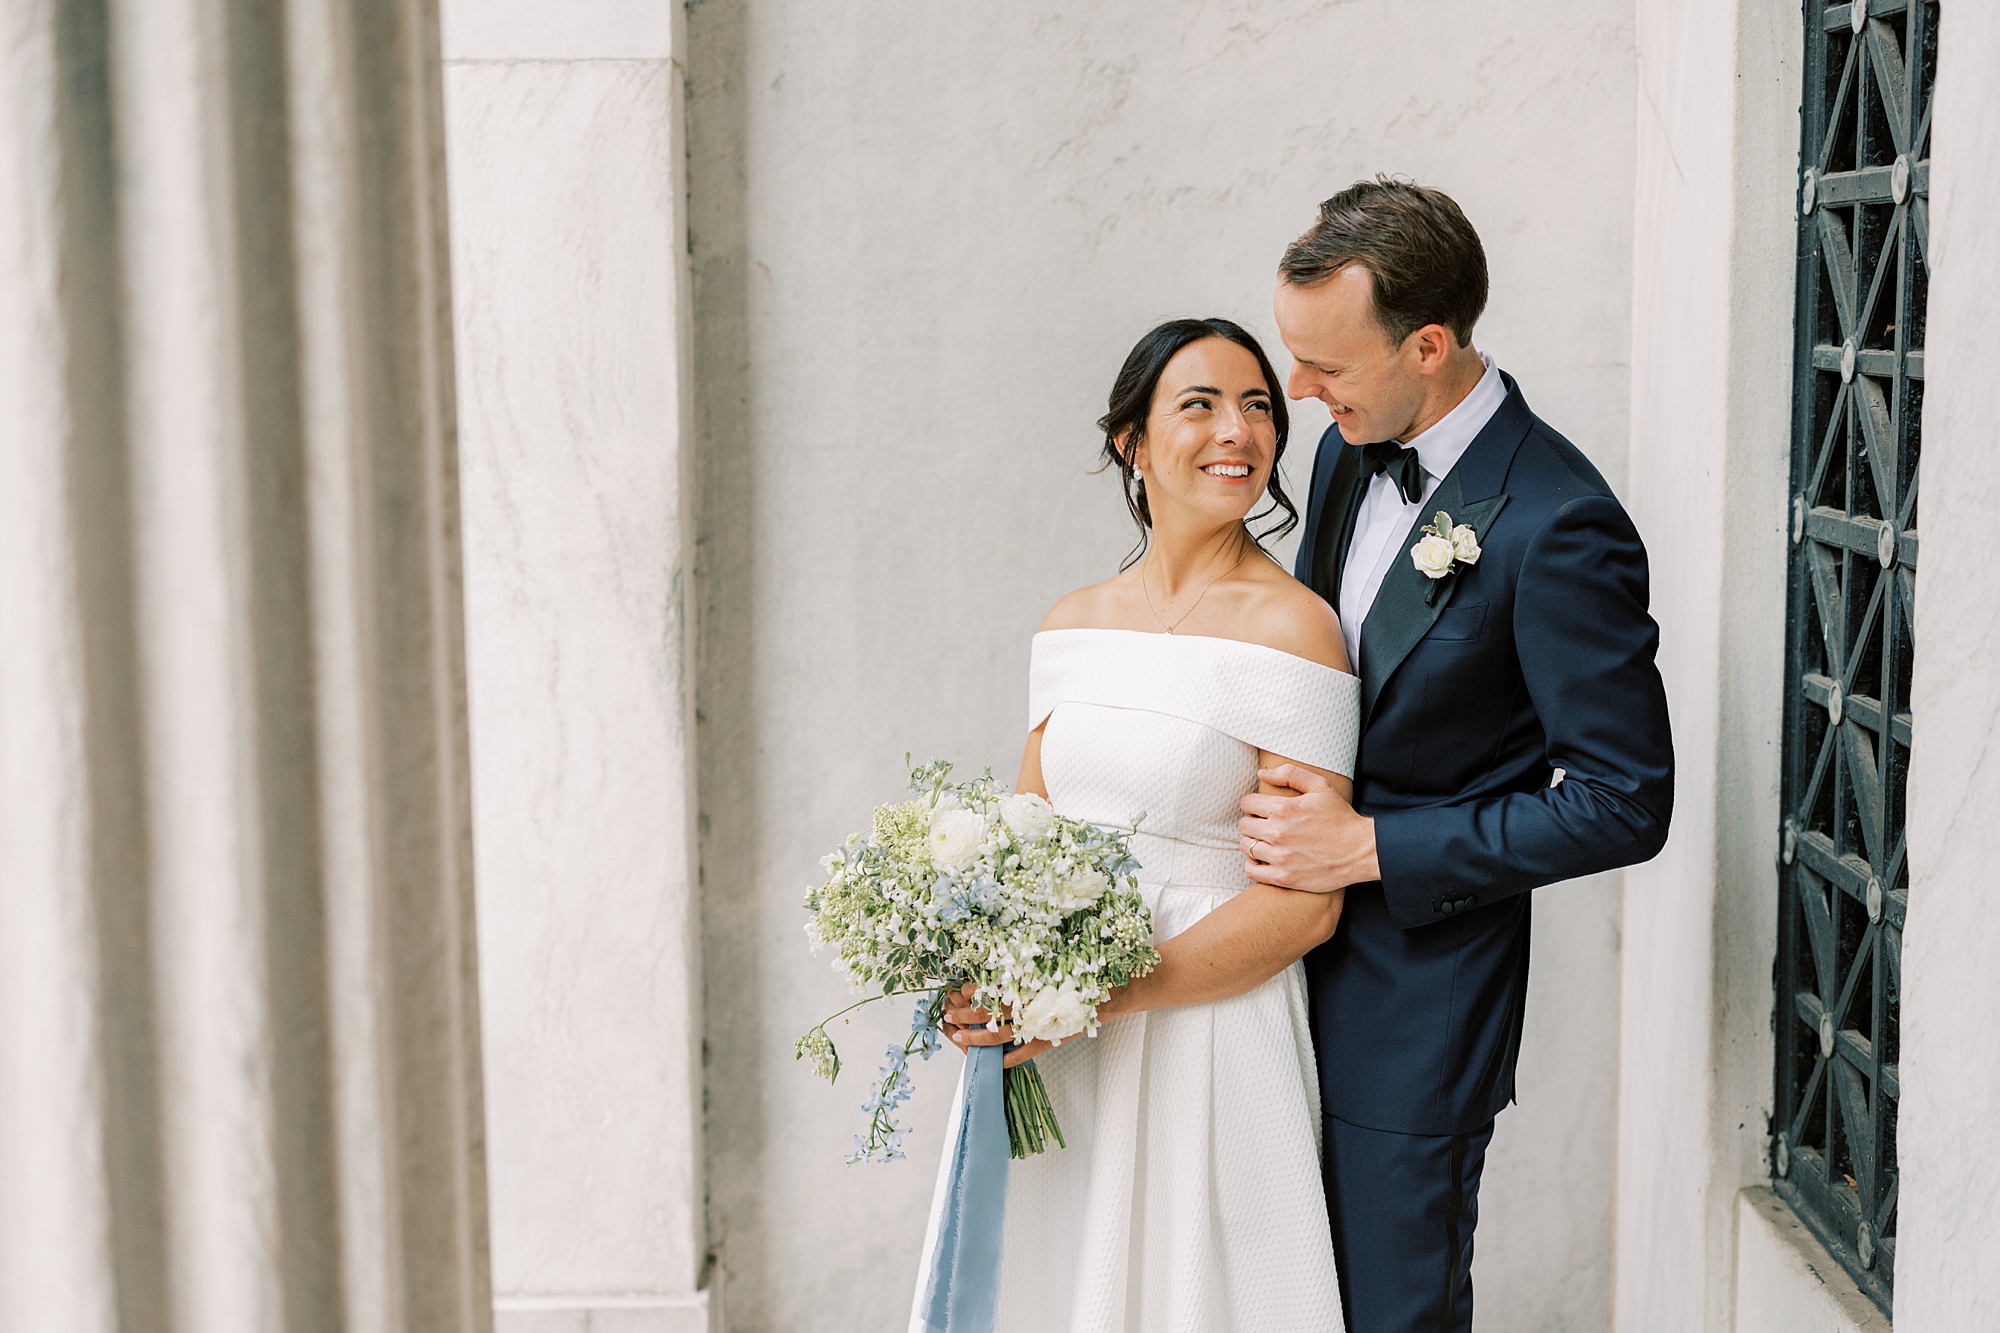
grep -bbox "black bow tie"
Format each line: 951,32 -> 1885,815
1361,440 -> 1426,505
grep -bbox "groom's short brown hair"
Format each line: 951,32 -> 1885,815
1280,177 -> 1488,348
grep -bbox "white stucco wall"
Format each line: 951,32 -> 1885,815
1614,0 -> 1799,1327
1896,4 -> 2000,1329
443,2 -> 708,1329
686,3 -> 1636,1328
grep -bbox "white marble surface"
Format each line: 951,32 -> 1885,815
687,2 -> 1636,1328
440,0 -> 672,63
1897,5 -> 2000,1328
446,42 -> 705,1326
1613,2 -> 1802,1329
492,1295 -> 712,1333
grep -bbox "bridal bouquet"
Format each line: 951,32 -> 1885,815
797,758 -> 1158,1162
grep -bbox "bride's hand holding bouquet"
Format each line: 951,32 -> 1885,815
796,758 -> 1159,1162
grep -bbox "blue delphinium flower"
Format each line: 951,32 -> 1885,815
849,1035 -> 928,1161
966,876 -> 1003,913
936,888 -> 970,923
911,997 -> 942,1060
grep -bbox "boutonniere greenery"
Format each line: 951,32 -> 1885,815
1410,511 -> 1482,604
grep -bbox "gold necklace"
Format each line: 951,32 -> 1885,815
1142,535 -> 1252,635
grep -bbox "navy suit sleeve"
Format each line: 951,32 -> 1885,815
1373,495 -> 1674,924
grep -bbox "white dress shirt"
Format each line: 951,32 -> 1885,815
1338,354 -> 1506,669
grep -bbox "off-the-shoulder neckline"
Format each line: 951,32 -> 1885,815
1033,626 -> 1355,679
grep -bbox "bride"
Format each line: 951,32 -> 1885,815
915,317 -> 1360,1332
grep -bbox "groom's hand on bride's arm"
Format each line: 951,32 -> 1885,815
942,982 -> 1056,1069
1238,764 -> 1380,894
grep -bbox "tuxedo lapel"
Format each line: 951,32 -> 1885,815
1308,442 -> 1367,607
1356,474 -> 1509,724
1353,373 -> 1536,724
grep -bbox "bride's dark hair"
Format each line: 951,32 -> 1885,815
1096,317 -> 1297,570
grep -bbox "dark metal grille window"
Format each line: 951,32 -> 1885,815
1776,0 -> 1935,1312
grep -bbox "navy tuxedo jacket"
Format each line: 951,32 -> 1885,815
1294,373 -> 1673,1136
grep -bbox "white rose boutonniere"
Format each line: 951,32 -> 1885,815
1411,531 -> 1456,579
1410,511 -> 1483,604
1450,523 -> 1482,566
1409,510 -> 1481,580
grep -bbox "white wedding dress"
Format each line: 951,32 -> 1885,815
912,628 -> 1361,1333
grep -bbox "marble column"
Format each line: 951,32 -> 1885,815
440,2 -> 708,1330
0,1 -> 493,1332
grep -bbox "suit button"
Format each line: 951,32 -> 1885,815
1462,895 -> 1478,910
1438,900 -> 1454,915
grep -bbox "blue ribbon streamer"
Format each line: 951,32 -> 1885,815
917,1044 -> 1011,1333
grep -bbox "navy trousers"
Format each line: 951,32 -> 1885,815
1322,1114 -> 1495,1333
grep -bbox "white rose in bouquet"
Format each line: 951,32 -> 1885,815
1449,523 -> 1482,565
999,792 -> 1056,839
1015,981 -> 1092,1044
1052,866 -> 1110,911
928,807 -> 986,869
1410,532 -> 1455,580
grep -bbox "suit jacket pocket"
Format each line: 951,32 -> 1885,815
1425,601 -> 1488,643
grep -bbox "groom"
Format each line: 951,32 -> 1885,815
1239,178 -> 1673,1332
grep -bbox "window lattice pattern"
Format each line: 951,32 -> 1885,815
1776,0 -> 1936,1313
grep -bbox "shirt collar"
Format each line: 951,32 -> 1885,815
1402,352 -> 1504,483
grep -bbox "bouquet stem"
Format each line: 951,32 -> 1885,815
1001,1060 -> 1065,1159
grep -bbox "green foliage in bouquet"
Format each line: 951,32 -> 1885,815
797,758 -> 1158,1162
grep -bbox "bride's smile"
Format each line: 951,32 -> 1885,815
1125,336 -> 1279,531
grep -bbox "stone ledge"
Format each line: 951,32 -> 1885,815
1735,1186 -> 1890,1332
494,1293 -> 712,1333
